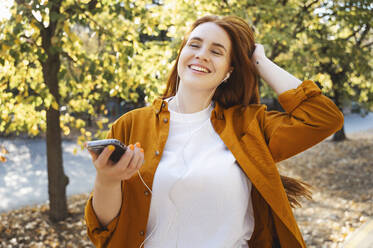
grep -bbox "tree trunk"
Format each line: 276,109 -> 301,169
331,77 -> 347,142
46,106 -> 68,221
333,124 -> 346,142
41,0 -> 68,222
43,48 -> 69,222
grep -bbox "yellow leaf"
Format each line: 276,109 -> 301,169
16,15 -> 22,23
31,22 -> 39,31
1,147 -> 8,154
0,155 -> 7,162
51,101 -> 59,110
30,125 -> 39,136
73,148 -> 77,155
96,120 -> 103,129
63,126 -> 70,135
63,22 -> 70,35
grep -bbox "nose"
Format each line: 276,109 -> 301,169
195,47 -> 209,62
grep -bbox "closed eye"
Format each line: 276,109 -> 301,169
212,50 -> 222,55
188,43 -> 223,55
189,43 -> 200,48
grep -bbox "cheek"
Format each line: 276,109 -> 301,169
177,50 -> 193,74
216,59 -> 230,75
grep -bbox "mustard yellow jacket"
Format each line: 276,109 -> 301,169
85,80 -> 344,248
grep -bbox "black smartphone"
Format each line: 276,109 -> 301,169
86,139 -> 127,163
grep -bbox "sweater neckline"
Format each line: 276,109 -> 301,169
166,97 -> 214,123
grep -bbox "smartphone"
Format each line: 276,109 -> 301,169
87,139 -> 127,163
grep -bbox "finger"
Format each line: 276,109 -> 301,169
135,153 -> 145,171
97,145 -> 115,164
87,149 -> 99,161
128,149 -> 142,170
136,148 -> 145,169
117,144 -> 135,169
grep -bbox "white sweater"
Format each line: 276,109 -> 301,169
144,102 -> 254,248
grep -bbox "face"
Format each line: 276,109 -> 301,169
177,22 -> 233,92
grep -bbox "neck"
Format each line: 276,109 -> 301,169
170,83 -> 215,114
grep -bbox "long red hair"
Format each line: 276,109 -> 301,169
162,15 -> 259,108
162,15 -> 311,207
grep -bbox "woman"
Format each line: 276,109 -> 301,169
85,15 -> 343,248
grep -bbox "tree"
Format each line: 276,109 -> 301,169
0,0 -> 176,221
273,0 -> 373,141
310,0 -> 372,141
230,0 -> 372,141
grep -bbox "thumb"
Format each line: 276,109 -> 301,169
87,149 -> 99,161
84,142 -> 99,161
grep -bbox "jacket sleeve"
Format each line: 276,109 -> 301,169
84,126 -> 121,247
85,193 -> 121,247
262,80 -> 344,162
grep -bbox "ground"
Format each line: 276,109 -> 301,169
0,130 -> 372,247
279,130 -> 373,248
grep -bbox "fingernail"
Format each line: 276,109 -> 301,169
140,148 -> 144,153
135,142 -> 141,148
129,144 -> 134,150
108,145 -> 115,151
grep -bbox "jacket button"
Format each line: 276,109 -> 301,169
163,118 -> 168,123
155,150 -> 160,156
139,230 -> 145,236
144,190 -> 150,196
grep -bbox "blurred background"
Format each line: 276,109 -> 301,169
0,0 -> 372,247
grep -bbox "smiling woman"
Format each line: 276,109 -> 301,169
172,22 -> 233,112
84,15 -> 344,248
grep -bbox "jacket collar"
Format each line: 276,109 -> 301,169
152,98 -> 167,115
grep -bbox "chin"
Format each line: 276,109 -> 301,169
184,80 -> 218,91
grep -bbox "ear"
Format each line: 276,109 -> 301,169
229,66 -> 234,75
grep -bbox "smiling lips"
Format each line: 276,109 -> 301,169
188,64 -> 211,73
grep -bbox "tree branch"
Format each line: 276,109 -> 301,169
356,24 -> 370,48
361,41 -> 373,49
304,0 -> 320,9
20,34 -> 41,48
61,51 -> 78,63
343,26 -> 363,42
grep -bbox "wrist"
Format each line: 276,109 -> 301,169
253,55 -> 268,65
95,175 -> 121,189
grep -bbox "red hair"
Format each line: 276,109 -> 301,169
162,15 -> 311,207
162,15 -> 259,108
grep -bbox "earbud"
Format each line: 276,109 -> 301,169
222,72 -> 231,83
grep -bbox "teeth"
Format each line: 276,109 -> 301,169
190,65 -> 209,73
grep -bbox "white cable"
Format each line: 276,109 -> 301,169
137,170 -> 152,194
167,78 -> 216,245
138,76 -> 218,248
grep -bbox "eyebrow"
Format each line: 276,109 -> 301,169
189,37 -> 227,52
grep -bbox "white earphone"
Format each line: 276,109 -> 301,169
222,71 -> 231,83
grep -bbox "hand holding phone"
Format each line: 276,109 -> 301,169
87,138 -> 145,185
87,139 -> 127,163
